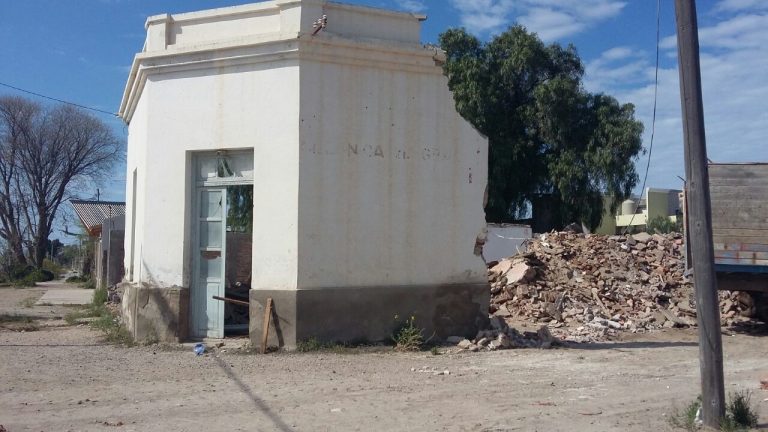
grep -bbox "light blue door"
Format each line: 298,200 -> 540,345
191,187 -> 226,338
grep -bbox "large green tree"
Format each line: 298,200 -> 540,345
439,26 -> 644,230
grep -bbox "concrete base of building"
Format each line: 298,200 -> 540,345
120,283 -> 189,343
249,283 -> 489,350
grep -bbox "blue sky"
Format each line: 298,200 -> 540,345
1,0 -> 766,237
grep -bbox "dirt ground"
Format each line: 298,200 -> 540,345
1,287 -> 767,432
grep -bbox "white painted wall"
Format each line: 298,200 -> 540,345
296,50 -> 488,288
482,224 -> 532,263
124,61 -> 301,290
122,0 -> 488,294
124,93 -> 148,284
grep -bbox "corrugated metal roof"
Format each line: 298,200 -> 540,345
70,200 -> 126,236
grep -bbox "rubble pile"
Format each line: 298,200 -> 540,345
486,231 -> 753,343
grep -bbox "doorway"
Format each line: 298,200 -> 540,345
190,151 -> 254,339
222,185 -> 253,335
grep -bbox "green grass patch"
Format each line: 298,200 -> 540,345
0,314 -> 40,332
722,390 -> 759,431
64,286 -> 133,345
18,296 -> 38,308
65,275 -> 88,283
392,315 -> 427,352
0,314 -> 35,324
668,397 -> 701,431
12,277 -> 37,287
669,392 -> 760,431
296,337 -> 357,354
90,313 -> 134,346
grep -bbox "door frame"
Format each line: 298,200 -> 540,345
190,151 -> 254,339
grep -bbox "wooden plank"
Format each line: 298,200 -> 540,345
710,202 -> 768,212
713,242 -> 768,253
709,165 -> 768,187
212,295 -> 249,307
712,228 -> 768,237
711,215 -> 768,230
260,297 -> 273,355
713,237 -> 768,246
710,185 -> 768,196
709,164 -> 768,177
712,223 -> 768,232
714,258 -> 768,266
710,196 -> 768,205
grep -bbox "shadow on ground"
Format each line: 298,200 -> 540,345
566,341 -> 699,350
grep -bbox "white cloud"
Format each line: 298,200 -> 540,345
584,10 -> 768,191
449,0 -> 515,34
393,0 -> 427,13
714,0 -> 768,12
584,46 -> 649,90
449,0 -> 626,40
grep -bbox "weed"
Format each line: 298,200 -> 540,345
0,314 -> 39,332
669,392 -> 759,432
0,314 -> 35,324
724,390 -> 758,430
392,315 -> 424,352
90,313 -> 134,346
64,285 -> 132,345
430,346 -> 441,356
295,337 -> 358,354
296,337 -> 325,352
12,277 -> 36,287
92,287 -> 108,305
294,337 -> 371,354
65,275 -> 87,283
668,396 -> 701,431
83,279 -> 96,290
18,296 -> 38,308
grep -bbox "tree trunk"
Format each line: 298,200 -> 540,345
9,235 -> 27,266
32,214 -> 49,268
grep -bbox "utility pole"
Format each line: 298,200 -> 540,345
674,0 -> 725,427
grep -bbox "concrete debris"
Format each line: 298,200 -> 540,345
486,231 -> 755,343
413,366 -> 451,376
454,324 -> 557,351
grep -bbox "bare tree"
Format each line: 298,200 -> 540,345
0,95 -> 121,268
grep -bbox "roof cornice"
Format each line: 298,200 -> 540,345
118,35 -> 444,123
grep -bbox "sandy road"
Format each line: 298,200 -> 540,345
0,321 -> 766,432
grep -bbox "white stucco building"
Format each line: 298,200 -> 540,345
118,0 -> 489,347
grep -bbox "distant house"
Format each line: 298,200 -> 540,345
70,200 -> 126,288
594,188 -> 682,235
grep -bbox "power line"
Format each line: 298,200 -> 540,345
0,81 -> 119,118
623,0 -> 661,234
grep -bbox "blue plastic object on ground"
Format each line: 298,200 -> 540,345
194,343 -> 205,356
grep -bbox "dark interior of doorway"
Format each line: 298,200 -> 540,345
224,184 -> 253,336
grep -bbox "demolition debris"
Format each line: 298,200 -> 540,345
455,231 -> 758,350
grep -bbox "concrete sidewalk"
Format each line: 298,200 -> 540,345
34,280 -> 94,306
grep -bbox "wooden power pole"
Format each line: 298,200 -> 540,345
673,0 -> 725,427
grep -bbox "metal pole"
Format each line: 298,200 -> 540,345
673,0 -> 725,427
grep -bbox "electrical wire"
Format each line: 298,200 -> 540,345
0,81 -> 119,117
623,0 -> 661,234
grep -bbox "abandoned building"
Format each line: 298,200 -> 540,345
70,200 -> 126,289
117,0 -> 489,348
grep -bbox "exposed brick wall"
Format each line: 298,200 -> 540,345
226,232 -> 252,288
